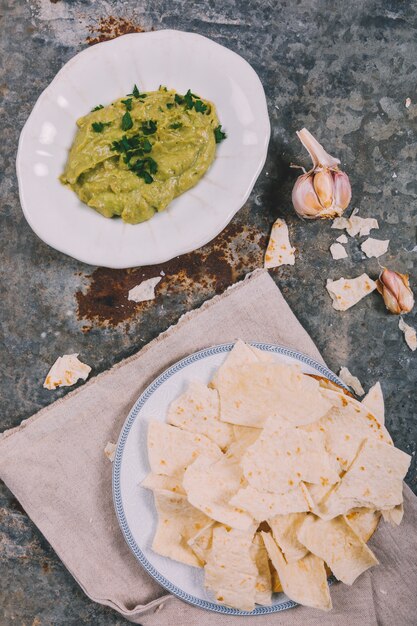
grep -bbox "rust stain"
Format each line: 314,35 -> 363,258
86,16 -> 147,45
76,221 -> 265,327
42,561 -> 50,574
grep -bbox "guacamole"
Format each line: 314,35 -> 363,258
60,86 -> 226,224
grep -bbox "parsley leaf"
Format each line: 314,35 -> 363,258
128,84 -> 147,99
169,122 -> 183,129
183,89 -> 194,109
194,100 -> 208,113
91,121 -> 111,133
141,120 -> 157,135
121,111 -> 133,131
121,98 -> 133,111
166,102 -> 175,109
214,125 -> 227,143
129,156 -> 158,183
91,104 -> 104,112
174,94 -> 184,105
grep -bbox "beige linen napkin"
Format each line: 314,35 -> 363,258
1,269 -> 416,625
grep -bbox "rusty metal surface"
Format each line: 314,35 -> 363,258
1,0 -> 417,623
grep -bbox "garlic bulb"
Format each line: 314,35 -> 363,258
376,269 -> 414,314
292,128 -> 351,219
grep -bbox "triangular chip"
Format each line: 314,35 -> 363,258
214,362 -> 332,428
141,473 -> 185,495
251,533 -> 272,605
399,318 -> 417,351
382,504 -> 404,526
226,425 -> 261,461
264,218 -> 295,268
326,274 -> 377,311
183,455 -> 255,531
147,422 -> 222,477
241,425 -> 339,494
204,526 -> 257,612
345,509 -> 381,542
229,484 -> 310,521
362,382 -> 384,425
297,514 -> 378,585
338,366 -> 365,396
187,521 -> 216,564
167,381 -> 234,450
322,438 -> 411,518
210,339 -> 272,388
152,492 -> 212,567
330,242 -> 348,260
261,532 -> 332,611
268,513 -> 309,562
309,388 -> 392,473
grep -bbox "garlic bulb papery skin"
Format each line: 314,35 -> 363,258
292,128 -> 352,219
376,269 -> 415,314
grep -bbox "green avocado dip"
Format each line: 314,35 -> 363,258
60,85 -> 226,224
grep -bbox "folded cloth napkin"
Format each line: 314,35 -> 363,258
1,269 -> 416,625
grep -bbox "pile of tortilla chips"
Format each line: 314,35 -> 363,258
142,340 -> 411,612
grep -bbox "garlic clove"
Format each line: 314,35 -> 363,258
313,169 -> 334,209
296,128 -> 340,169
376,269 -> 414,314
333,171 -> 352,211
292,173 -> 324,218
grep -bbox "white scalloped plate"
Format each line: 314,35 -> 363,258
16,30 -> 270,268
113,343 -> 344,615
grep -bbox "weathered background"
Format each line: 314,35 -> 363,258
1,0 -> 416,623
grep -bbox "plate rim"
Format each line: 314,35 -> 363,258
16,29 -> 271,268
112,342 -> 346,616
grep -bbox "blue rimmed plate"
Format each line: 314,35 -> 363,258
113,342 -> 344,615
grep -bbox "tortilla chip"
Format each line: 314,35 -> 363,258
128,276 -> 162,302
399,318 -> 417,351
229,484 -> 311,521
210,340 -> 271,388
241,425 -> 339,494
322,438 -> 411,518
152,491 -> 212,567
297,514 -> 378,585
338,367 -> 365,396
103,441 -> 116,462
362,382 -> 384,425
147,422 -> 222,477
330,243 -> 348,260
141,473 -> 185,495
43,353 -> 91,389
167,381 -> 234,450
226,425 -> 261,461
326,274 -> 377,311
345,509 -> 381,542
361,237 -> 389,259
264,218 -> 296,268
382,504 -> 404,526
268,513 -> 309,562
336,234 -> 348,244
215,362 -> 332,428
312,388 -> 392,473
251,533 -> 272,605
261,532 -> 332,611
332,214 -> 378,237
187,521 -> 216,564
183,455 -> 255,531
204,526 -> 257,612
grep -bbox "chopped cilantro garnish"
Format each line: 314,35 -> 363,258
174,94 -> 184,105
141,120 -> 157,135
166,102 -> 175,109
121,98 -> 133,111
183,89 -> 194,109
91,121 -> 111,133
121,111 -> 133,131
214,124 -> 227,143
129,156 -> 158,183
91,104 -> 104,112
169,122 -> 183,129
159,85 -> 168,92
